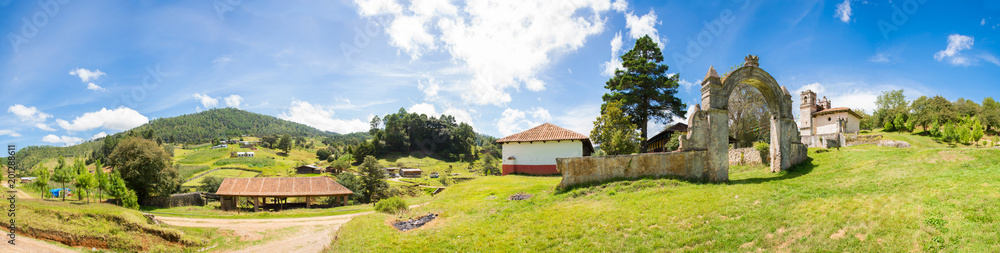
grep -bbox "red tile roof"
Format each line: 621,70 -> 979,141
215,177 -> 353,197
812,107 -> 862,118
495,123 -> 590,143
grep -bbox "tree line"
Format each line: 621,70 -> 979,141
352,108 -> 478,164
859,89 -> 998,144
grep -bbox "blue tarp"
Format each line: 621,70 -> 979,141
49,188 -> 71,198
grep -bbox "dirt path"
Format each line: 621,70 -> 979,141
0,233 -> 78,253
159,212 -> 368,253
160,204 -> 425,253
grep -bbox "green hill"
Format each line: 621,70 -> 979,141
134,108 -> 341,143
14,108 -> 370,173
329,136 -> 1000,252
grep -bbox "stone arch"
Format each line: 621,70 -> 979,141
678,55 -> 807,182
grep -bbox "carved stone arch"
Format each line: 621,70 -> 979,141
678,55 -> 807,182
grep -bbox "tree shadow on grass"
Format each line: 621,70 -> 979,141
728,157 -> 816,185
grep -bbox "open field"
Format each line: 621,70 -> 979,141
0,197 -> 219,252
330,142 -> 1000,252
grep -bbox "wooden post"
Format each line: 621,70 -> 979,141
342,195 -> 347,206
253,197 -> 259,212
306,196 -> 311,209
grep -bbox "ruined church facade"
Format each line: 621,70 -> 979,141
799,90 -> 861,148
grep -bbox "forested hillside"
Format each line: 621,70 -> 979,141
13,108 -> 369,174
133,108 -> 337,144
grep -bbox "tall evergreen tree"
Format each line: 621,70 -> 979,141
358,156 -> 389,203
602,35 -> 685,152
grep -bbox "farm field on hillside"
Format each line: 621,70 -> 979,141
330,143 -> 1000,252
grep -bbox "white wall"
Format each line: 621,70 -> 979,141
501,140 -> 583,166
813,112 -> 860,135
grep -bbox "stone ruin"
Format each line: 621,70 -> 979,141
557,55 -> 808,187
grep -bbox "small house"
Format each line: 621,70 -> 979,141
231,151 -> 254,157
400,168 -> 422,178
20,177 -> 37,183
644,123 -> 688,153
326,166 -> 344,174
295,165 -> 321,174
495,123 -> 594,175
429,172 -> 440,178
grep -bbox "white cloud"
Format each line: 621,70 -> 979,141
213,55 -> 233,66
42,134 -> 84,146
417,76 -> 442,99
55,107 -> 149,131
934,34 -> 975,66
611,0 -> 628,12
795,82 -> 827,95
0,129 -> 21,137
224,95 -> 244,108
8,104 -> 52,122
869,52 -> 890,63
496,107 -> 551,136
601,31 -> 625,76
91,132 -> 108,140
625,10 -> 666,48
981,53 -> 1000,66
442,107 -> 476,129
356,0 -> 612,105
982,18 -> 987,26
86,82 -> 107,91
68,68 -> 106,82
678,79 -> 700,93
280,100 -> 370,134
409,102 -> 439,116
34,123 -> 56,131
193,93 -> 220,108
835,0 -> 852,23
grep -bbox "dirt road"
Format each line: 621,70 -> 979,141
158,212 -> 370,253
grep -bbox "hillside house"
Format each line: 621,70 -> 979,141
799,90 -> 862,147
644,123 -> 689,153
400,168 -> 422,178
215,177 -> 353,211
496,123 -> 594,175
232,151 -> 255,157
295,165 -> 321,174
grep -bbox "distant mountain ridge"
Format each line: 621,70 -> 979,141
132,108 -> 338,143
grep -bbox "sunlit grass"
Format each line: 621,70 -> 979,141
329,137 -> 1000,252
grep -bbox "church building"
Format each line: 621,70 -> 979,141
799,89 -> 862,147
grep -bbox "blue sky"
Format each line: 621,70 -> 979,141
1,0 -> 998,147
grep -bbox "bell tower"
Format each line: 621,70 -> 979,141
799,90 -> 817,136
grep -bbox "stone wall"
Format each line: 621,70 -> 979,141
728,148 -> 763,166
556,151 -> 710,188
801,133 -> 845,148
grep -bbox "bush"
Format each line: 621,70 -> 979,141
374,196 -> 408,214
753,142 -> 770,163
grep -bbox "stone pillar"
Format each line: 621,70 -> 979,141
705,108 -> 729,182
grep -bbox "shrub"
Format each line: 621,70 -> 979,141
754,142 -> 770,163
374,196 -> 408,214
815,148 -> 830,153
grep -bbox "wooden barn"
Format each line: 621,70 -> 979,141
215,177 -> 353,212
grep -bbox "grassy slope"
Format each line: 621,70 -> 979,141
330,140 -> 1000,252
0,197 -> 220,252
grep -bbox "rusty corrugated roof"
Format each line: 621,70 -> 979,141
495,123 -> 590,143
215,177 -> 353,197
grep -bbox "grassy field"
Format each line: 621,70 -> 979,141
0,197 -> 221,252
329,141 -> 1000,251
182,168 -> 261,187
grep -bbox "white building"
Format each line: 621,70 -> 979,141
799,89 -> 862,147
496,123 -> 594,175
